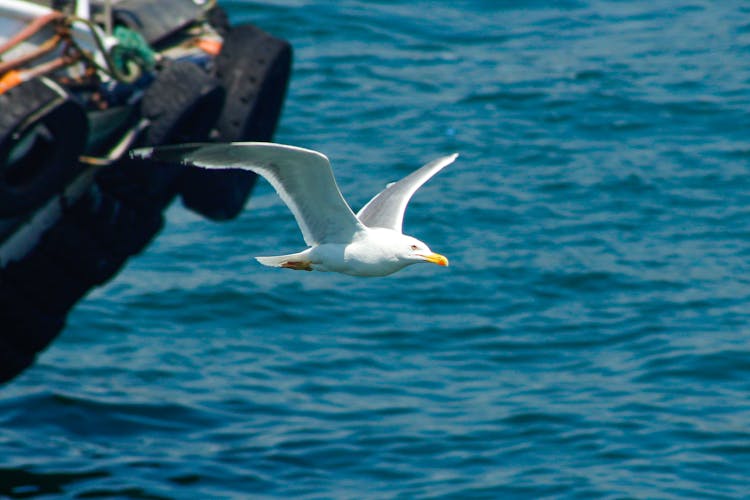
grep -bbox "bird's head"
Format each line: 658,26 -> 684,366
398,234 -> 449,268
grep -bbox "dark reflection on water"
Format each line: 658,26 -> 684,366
0,468 -> 108,498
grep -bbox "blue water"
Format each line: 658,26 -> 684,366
3,0 -> 750,498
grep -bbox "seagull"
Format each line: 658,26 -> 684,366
130,142 -> 457,277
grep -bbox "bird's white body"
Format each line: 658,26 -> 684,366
262,228 -> 432,277
131,143 -> 457,277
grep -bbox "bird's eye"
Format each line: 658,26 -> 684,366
410,245 -> 419,251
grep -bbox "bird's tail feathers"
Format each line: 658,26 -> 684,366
255,255 -> 290,267
255,251 -> 310,268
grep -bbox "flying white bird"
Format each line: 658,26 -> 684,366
130,142 -> 457,277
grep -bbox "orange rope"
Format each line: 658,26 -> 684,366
0,56 -> 73,95
0,70 -> 23,94
0,11 -> 65,55
195,38 -> 222,56
0,11 -> 79,94
0,34 -> 62,74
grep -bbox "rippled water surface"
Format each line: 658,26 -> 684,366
4,1 -> 750,498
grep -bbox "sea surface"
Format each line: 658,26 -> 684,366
3,0 -> 750,498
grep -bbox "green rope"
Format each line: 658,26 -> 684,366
110,25 -> 155,78
68,16 -> 149,83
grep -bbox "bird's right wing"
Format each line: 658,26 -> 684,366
131,142 -> 365,246
357,154 -> 458,232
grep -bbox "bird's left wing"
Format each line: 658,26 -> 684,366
131,142 -> 365,246
356,153 -> 458,232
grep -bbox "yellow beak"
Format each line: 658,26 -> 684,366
422,252 -> 449,267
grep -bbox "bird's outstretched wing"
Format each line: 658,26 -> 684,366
356,154 -> 458,232
131,142 -> 365,246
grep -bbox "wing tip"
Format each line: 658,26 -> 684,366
227,142 -> 330,163
129,142 -> 330,167
129,143 -> 210,164
428,152 -> 459,169
129,147 -> 154,160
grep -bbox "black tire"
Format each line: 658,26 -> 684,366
0,277 -> 66,380
213,24 -> 292,145
97,60 -> 224,211
67,187 -> 164,262
0,343 -> 34,384
0,79 -> 88,217
1,243 -> 93,315
179,23 -> 292,220
110,0 -> 204,45
140,59 -> 225,146
37,204 -> 129,287
206,4 -> 230,38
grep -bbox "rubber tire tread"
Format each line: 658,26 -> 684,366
0,277 -> 66,383
0,79 -> 88,217
179,23 -> 292,220
140,59 -> 225,146
67,187 -> 165,261
97,60 -> 225,214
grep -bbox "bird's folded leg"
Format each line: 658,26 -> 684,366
281,260 -> 313,271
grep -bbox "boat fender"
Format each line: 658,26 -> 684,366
0,79 -> 88,217
0,277 -> 66,384
96,60 -> 224,212
179,23 -> 292,221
